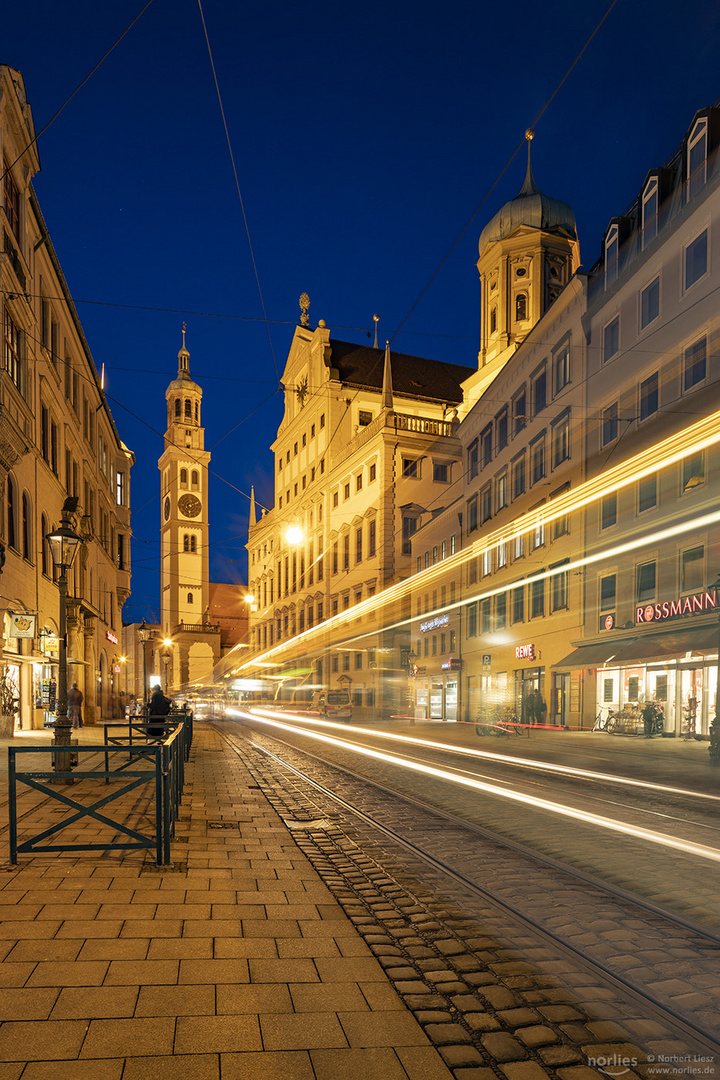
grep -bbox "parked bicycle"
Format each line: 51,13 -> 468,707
475,706 -> 526,737
592,707 -> 616,732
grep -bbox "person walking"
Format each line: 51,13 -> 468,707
147,683 -> 171,738
67,682 -> 83,729
533,688 -> 547,727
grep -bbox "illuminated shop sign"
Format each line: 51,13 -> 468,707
516,643 -> 536,660
441,658 -> 461,671
106,631 -> 119,644
420,614 -> 449,633
604,614 -> 615,630
636,589 -> 717,624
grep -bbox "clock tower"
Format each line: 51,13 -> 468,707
158,329 -> 219,689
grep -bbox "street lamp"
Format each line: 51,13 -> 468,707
138,619 -> 151,707
45,504 -> 83,773
162,638 -> 172,694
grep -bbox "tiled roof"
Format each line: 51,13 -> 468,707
329,339 -> 475,405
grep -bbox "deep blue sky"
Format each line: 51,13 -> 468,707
3,0 -> 720,622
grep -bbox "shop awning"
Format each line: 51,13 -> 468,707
555,624 -> 719,670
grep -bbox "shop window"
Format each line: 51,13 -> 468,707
681,546 -> 704,593
684,336 -> 707,391
682,452 -> 704,492
636,560 -> 656,604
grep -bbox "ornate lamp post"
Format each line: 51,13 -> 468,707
45,507 -> 83,773
162,638 -> 172,694
138,620 -> 151,706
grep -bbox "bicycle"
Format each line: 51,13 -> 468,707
592,707 -> 616,732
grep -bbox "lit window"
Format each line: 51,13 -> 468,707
514,534 -> 525,560
685,229 -> 708,290
640,277 -> 660,329
682,452 -> 704,492
497,541 -> 507,568
603,316 -> 619,363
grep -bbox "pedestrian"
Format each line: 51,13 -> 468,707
522,691 -> 535,727
533,688 -> 547,727
67,682 -> 83,729
147,683 -> 171,738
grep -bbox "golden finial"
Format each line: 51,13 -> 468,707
525,128 -> 534,141
373,314 -> 379,349
299,293 -> 310,327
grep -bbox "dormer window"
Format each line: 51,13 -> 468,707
642,178 -> 658,249
688,118 -> 708,200
605,224 -> 619,289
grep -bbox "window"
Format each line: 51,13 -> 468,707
333,492 -> 339,508
640,277 -> 660,329
682,452 -> 704,492
636,561 -> 656,604
402,458 -> 419,478
601,493 -> 617,530
175,399 -> 181,418
41,513 -> 49,575
642,178 -> 658,249
496,408 -> 508,451
640,373 -> 658,421
180,468 -> 188,486
482,548 -> 492,577
359,410 -> 372,427
344,482 -> 350,500
481,425 -> 492,467
496,471 -> 508,512
7,475 -> 16,550
600,574 -> 616,612
681,546 -> 704,593
490,307 -> 497,334
531,578 -> 544,619
332,541 -> 338,575
368,519 -> 376,558
184,399 -> 191,418
432,546 -> 438,565
468,558 -> 477,586
602,403 -> 618,447
320,413 -> 325,428
554,343 -> 570,392
21,493 -> 30,560
481,484 -> 492,523
513,390 -> 526,435
116,471 -> 125,506
551,561 -> 568,611
515,292 -> 528,321
468,440 -> 479,480
433,461 -> 449,483
531,522 -> 545,550
4,309 -> 22,391
532,367 -> 547,415
685,229 -> 708,290
369,463 -> 376,482
638,473 -> 657,513
187,592 -> 194,604
450,534 -> 456,555
3,161 -> 20,239
467,602 -> 477,637
343,533 -> 350,570
512,456 -> 526,499
512,585 -> 524,623
402,515 -> 418,554
603,316 -> 619,363
605,224 -> 618,288
356,527 -> 362,563
481,598 -> 492,633
688,117 -> 707,200
514,534 -> 524,560
497,541 -> 507,568
684,336 -> 707,391
553,514 -> 568,539
531,438 -> 545,485
189,470 -> 197,488
552,412 -> 570,467
467,495 -> 478,534
356,472 -> 363,492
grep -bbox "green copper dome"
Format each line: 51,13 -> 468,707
478,155 -> 577,259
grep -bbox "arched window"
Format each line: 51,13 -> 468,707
174,399 -> 181,418
187,592 -> 194,604
191,470 -> 199,489
41,513 -> 48,575
190,536 -> 197,553
184,399 -> 192,417
7,475 -> 16,551
21,493 -> 30,560
194,401 -> 199,422
183,534 -> 190,552
180,468 -> 187,486
515,293 -> 527,321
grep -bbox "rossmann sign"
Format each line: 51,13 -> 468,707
636,589 -> 717,624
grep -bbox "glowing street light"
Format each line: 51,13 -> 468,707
45,503 -> 83,776
285,526 -> 303,546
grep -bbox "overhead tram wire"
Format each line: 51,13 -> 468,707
196,0 -> 280,386
0,1 -> 156,186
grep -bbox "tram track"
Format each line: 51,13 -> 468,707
216,719 -> 720,1068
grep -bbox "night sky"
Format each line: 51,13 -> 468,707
3,0 -> 720,622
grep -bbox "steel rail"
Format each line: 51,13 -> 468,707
220,723 -> 720,1061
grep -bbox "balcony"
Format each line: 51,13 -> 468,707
333,410 -> 458,466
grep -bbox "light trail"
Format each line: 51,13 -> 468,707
236,709 -> 720,865
230,706 -> 720,804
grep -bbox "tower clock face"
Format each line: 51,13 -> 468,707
178,493 -> 202,518
163,496 -> 171,521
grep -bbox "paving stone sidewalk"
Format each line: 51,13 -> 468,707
0,723 -> 454,1080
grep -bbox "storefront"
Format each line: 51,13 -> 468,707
558,588 -> 719,736
411,659 -> 461,721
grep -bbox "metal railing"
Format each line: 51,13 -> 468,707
7,710 -> 193,866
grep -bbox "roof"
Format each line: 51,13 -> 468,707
478,157 -> 577,259
328,340 -> 475,406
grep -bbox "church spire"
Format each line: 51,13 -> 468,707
381,340 -> 394,410
249,485 -> 257,526
178,321 -> 190,378
518,128 -> 538,197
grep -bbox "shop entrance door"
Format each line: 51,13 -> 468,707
552,673 -> 569,726
445,678 -> 458,721
429,681 -> 443,719
680,668 -> 704,738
